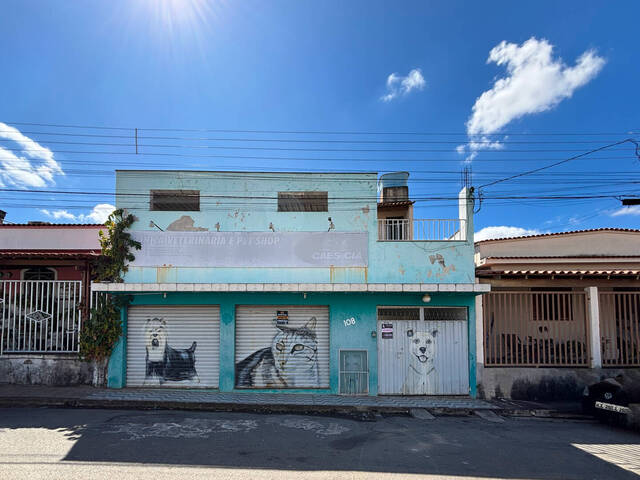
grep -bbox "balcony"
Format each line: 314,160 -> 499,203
377,218 -> 465,241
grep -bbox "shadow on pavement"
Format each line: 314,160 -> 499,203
1,407 -> 639,479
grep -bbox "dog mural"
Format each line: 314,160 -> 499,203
402,328 -> 437,394
144,318 -> 199,385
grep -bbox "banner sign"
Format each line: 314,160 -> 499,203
130,231 -> 368,268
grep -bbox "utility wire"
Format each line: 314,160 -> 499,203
4,121 -> 637,136
478,139 -> 640,189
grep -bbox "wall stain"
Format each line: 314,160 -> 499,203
361,205 -> 370,215
166,216 -> 208,232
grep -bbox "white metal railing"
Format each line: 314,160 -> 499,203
377,218 -> 465,241
0,280 -> 83,354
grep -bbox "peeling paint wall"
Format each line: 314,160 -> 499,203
116,171 -> 475,284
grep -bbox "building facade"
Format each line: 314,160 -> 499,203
96,171 -> 487,396
475,229 -> 640,400
0,222 -> 104,384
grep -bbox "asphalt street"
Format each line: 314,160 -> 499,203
0,407 -> 639,479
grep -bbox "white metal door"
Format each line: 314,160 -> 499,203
235,305 -> 329,388
377,307 -> 469,395
126,305 -> 220,387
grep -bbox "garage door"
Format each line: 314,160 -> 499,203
126,305 -> 220,387
377,307 -> 469,395
235,305 -> 329,389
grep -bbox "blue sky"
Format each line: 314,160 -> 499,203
0,0 -> 638,238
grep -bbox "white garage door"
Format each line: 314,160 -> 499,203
235,305 -> 329,389
377,307 -> 469,395
127,305 -> 220,387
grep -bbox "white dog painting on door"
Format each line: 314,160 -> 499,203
402,328 -> 437,394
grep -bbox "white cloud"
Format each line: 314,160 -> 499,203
0,122 -> 64,187
611,205 -> 640,217
457,38 -> 605,162
41,203 -> 115,224
381,68 -> 426,102
475,225 -> 542,242
467,38 -> 605,135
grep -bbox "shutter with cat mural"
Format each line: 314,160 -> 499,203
126,305 -> 220,388
235,305 -> 330,389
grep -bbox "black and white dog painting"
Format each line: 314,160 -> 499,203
144,318 -> 199,385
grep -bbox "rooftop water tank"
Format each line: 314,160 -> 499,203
378,172 -> 410,202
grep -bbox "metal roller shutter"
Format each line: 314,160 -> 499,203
126,305 -> 220,388
235,305 -> 329,389
377,307 -> 468,395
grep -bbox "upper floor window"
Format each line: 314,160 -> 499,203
150,190 -> 200,211
22,267 -> 56,281
278,191 -> 328,212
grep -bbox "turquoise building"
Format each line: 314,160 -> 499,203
96,170 -> 487,396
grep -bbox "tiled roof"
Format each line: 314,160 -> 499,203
0,224 -> 104,228
0,250 -> 102,259
476,268 -> 640,278
377,200 -> 415,208
475,228 -> 640,244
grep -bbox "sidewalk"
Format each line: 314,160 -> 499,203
0,384 -> 586,417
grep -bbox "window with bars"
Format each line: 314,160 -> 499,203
21,267 -> 56,281
339,350 -> 368,395
277,191 -> 328,212
150,190 -> 200,211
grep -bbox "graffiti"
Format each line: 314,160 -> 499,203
144,318 -> 199,385
402,328 -> 438,394
235,317 -> 320,388
343,317 -> 356,327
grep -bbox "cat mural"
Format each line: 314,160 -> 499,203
236,317 -> 320,388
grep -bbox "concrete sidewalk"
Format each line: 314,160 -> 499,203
0,384 -> 585,417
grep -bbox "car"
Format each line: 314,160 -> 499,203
582,376 -> 640,429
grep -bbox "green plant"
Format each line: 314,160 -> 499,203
95,209 -> 141,283
80,209 -> 141,377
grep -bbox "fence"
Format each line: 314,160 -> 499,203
483,291 -> 590,367
378,218 -> 464,241
0,280 -> 83,354
599,292 -> 640,367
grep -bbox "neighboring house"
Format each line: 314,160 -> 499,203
475,229 -> 640,400
0,221 -> 104,384
94,170 -> 487,396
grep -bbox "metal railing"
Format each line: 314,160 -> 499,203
377,218 -> 465,241
483,291 -> 590,367
0,280 -> 83,354
599,292 -> 640,367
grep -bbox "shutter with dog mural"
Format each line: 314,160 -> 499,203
377,307 -> 468,395
235,306 -> 330,389
126,305 -> 220,387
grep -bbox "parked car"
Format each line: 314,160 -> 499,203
582,376 -> 640,429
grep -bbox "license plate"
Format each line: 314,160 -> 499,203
595,401 -> 630,414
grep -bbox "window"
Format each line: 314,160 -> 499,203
382,216 -> 409,240
339,350 -> 368,395
150,190 -> 200,211
22,267 -> 56,280
277,191 -> 328,212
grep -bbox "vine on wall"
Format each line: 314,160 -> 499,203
80,209 -> 141,384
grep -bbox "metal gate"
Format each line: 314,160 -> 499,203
377,307 -> 468,395
126,305 -> 220,387
235,305 -> 329,389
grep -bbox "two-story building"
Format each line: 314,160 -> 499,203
94,170 -> 488,396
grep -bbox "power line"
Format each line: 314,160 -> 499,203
4,121 -> 637,136
0,129 -> 631,145
478,139 -> 640,189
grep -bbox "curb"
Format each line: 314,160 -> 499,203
0,396 -> 591,419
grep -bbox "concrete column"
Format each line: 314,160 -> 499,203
585,286 -> 602,369
218,301 -> 236,392
475,294 -> 484,378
